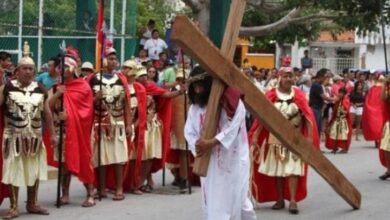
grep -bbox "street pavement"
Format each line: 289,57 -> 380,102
0,138 -> 389,220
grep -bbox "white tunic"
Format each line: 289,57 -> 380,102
184,101 -> 256,220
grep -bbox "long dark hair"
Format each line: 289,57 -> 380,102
188,66 -> 213,107
353,81 -> 364,94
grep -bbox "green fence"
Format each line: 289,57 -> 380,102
0,0 -> 138,69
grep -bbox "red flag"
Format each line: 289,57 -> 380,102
96,0 -> 105,72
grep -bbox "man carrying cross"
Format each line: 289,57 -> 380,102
184,66 -> 256,220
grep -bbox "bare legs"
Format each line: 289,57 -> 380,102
288,176 -> 299,214
273,176 -> 300,214
351,112 -> 361,141
379,152 -> 390,180
178,150 -> 188,190
60,164 -> 71,205
355,114 -> 362,141
113,164 -> 124,200
140,160 -> 153,192
2,186 -> 19,219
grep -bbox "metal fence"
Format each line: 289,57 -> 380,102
312,57 -> 358,75
0,0 -> 138,70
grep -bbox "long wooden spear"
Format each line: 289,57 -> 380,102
181,51 -> 192,194
96,0 -> 105,201
56,41 -> 66,208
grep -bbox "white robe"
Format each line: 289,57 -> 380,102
184,101 -> 257,220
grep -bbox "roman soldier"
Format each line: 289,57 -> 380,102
249,67 -> 319,214
167,65 -> 191,190
46,49 -> 95,207
0,53 -> 56,219
135,67 -> 184,191
120,60 -> 147,194
325,87 -> 352,153
89,47 -> 132,201
362,74 -> 387,147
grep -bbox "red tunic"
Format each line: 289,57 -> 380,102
362,85 -> 387,141
325,96 -> 353,151
379,95 -> 390,168
45,78 -> 95,184
122,81 -> 147,190
0,109 -> 10,205
248,88 -> 319,203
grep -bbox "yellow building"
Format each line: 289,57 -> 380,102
235,38 -> 275,69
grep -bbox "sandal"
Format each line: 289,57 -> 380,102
271,201 -> 285,210
140,185 -> 152,193
26,205 -> 49,215
82,195 -> 96,208
93,192 -> 108,199
379,172 -> 390,180
130,189 -> 143,195
2,209 -> 19,219
289,203 -> 299,214
58,197 -> 70,206
112,194 -> 125,201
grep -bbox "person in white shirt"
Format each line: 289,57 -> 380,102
139,19 -> 155,50
144,30 -> 168,61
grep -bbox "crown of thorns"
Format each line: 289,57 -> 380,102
187,72 -> 209,84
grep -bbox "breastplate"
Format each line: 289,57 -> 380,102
92,73 -> 125,121
4,80 -> 45,134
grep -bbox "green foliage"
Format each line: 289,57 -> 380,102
241,0 -> 390,48
136,0 -> 188,36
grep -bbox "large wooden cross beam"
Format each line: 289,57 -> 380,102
171,16 -> 361,209
192,0 -> 247,180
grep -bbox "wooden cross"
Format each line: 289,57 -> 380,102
192,0 -> 247,179
171,15 -> 361,210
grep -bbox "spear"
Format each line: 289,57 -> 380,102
96,0 -> 105,200
180,51 -> 192,194
56,40 -> 66,208
380,0 -> 390,131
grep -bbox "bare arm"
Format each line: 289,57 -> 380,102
0,85 -> 4,106
381,85 -> 389,100
161,83 -> 186,98
162,81 -> 178,89
321,93 -> 337,102
161,90 -> 183,98
43,99 -> 57,145
124,96 -> 132,126
47,87 -> 63,111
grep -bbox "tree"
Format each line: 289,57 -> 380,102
137,0 -> 189,36
182,0 -> 390,46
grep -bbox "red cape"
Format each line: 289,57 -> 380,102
0,108 -> 10,205
362,85 -> 386,141
379,97 -> 390,167
143,81 -> 172,173
45,78 -> 95,184
325,96 -> 352,151
248,88 -> 319,203
122,81 -> 147,190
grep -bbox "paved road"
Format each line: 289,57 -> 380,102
1,139 -> 389,220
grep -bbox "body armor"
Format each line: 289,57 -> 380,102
268,89 -> 302,161
3,80 -> 46,158
91,73 -> 126,139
